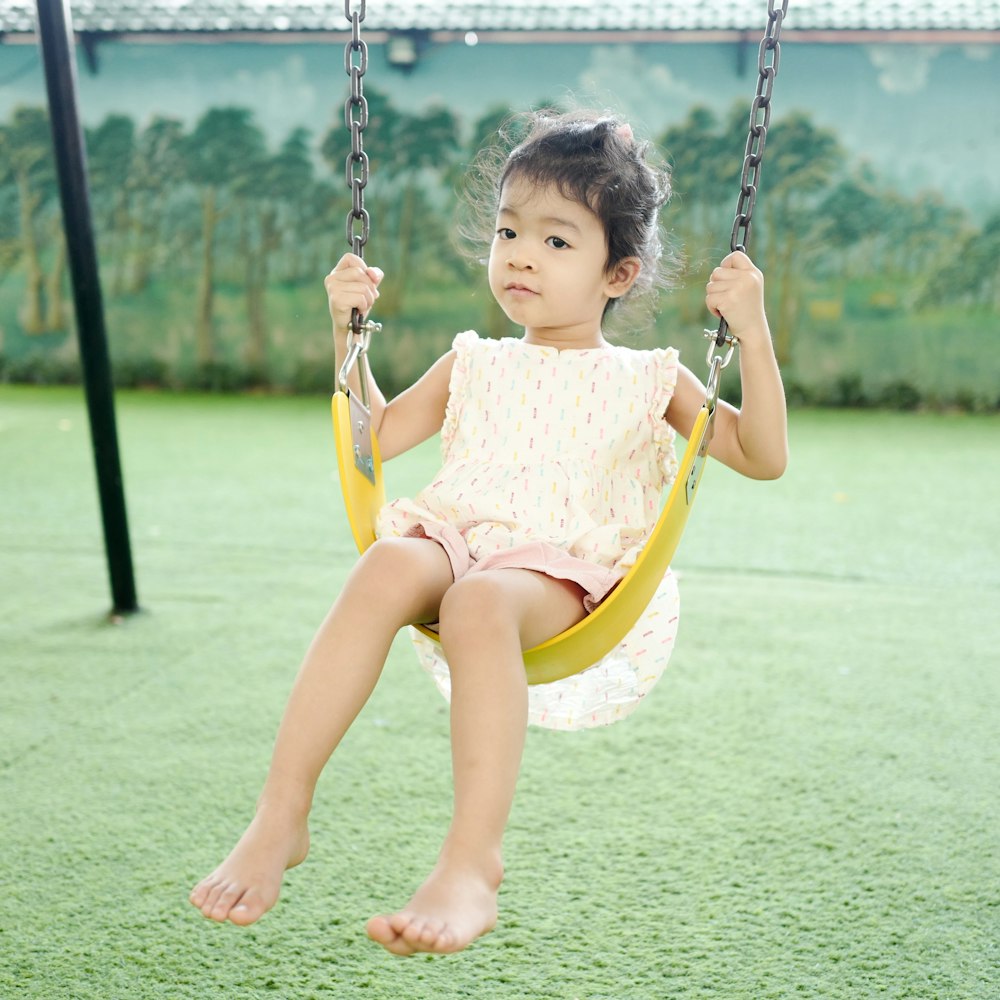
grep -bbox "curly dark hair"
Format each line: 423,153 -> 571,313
459,109 -> 679,332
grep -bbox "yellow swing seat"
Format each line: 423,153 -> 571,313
332,375 -> 718,687
332,387 -> 384,552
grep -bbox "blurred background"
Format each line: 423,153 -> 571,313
0,0 -> 997,407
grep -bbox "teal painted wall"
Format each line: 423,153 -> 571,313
1,38 -> 997,404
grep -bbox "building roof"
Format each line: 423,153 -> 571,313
2,0 -> 999,36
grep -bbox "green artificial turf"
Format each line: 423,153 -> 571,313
1,386 -> 997,999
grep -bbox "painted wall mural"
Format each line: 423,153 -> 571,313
0,38 -> 997,406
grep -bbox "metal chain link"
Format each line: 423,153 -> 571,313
344,0 -> 373,339
708,0 -> 788,361
344,0 -> 370,258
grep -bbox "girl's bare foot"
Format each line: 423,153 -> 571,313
189,807 -> 310,925
365,857 -> 502,955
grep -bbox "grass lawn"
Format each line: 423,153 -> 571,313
1,386 -> 997,999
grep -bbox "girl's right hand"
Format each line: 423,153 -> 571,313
324,253 -> 384,341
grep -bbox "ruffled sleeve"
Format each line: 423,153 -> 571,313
439,330 -> 480,458
650,347 -> 680,489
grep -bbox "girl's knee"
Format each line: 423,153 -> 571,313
347,537 -> 451,616
352,538 -> 409,587
439,575 -> 514,642
356,537 -> 413,571
440,571 -> 587,654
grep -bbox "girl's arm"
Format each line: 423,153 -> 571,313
325,253 -> 455,461
665,251 -> 788,481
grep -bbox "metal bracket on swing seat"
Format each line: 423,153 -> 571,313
338,317 -> 382,487
347,389 -> 376,485
684,353 -> 724,506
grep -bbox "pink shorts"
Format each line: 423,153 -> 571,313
405,522 -> 622,614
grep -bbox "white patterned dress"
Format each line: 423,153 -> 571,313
377,331 -> 682,730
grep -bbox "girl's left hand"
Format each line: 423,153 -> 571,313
705,251 -> 768,344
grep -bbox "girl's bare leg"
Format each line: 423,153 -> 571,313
366,569 -> 587,955
189,538 -> 454,925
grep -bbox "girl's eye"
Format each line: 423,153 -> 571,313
497,228 -> 516,240
547,236 -> 570,250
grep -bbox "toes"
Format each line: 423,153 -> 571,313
189,880 -> 212,908
194,878 -> 228,919
401,916 -> 455,953
428,926 -> 458,953
370,907 -> 462,955
369,911 -> 454,956
191,877 -> 257,923
228,897 -> 262,926
366,915 -> 416,957
404,917 -> 437,945
208,882 -> 246,921
365,915 -> 396,945
218,885 -> 269,925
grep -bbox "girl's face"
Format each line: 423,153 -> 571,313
488,177 -> 639,349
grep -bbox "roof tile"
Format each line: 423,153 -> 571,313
2,0 -> 999,34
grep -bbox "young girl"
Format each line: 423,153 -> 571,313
189,112 -> 788,955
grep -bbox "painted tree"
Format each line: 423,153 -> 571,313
184,107 -> 267,366
0,170 -> 18,283
86,114 -> 136,296
295,175 -> 345,285
238,127 -> 316,373
126,116 -> 186,293
817,167 -> 890,278
320,87 -> 460,315
0,107 -> 57,334
756,111 -> 843,364
268,127 -> 323,283
921,210 -> 1000,312
661,106 -> 738,255
659,105 -> 745,324
391,104 -> 461,300
883,189 -> 967,282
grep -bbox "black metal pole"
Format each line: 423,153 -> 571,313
34,0 -> 139,615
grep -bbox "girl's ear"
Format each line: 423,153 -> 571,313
605,257 -> 642,299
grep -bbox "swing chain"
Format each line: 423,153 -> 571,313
706,0 -> 788,365
344,0 -> 370,263
343,0 -> 381,350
